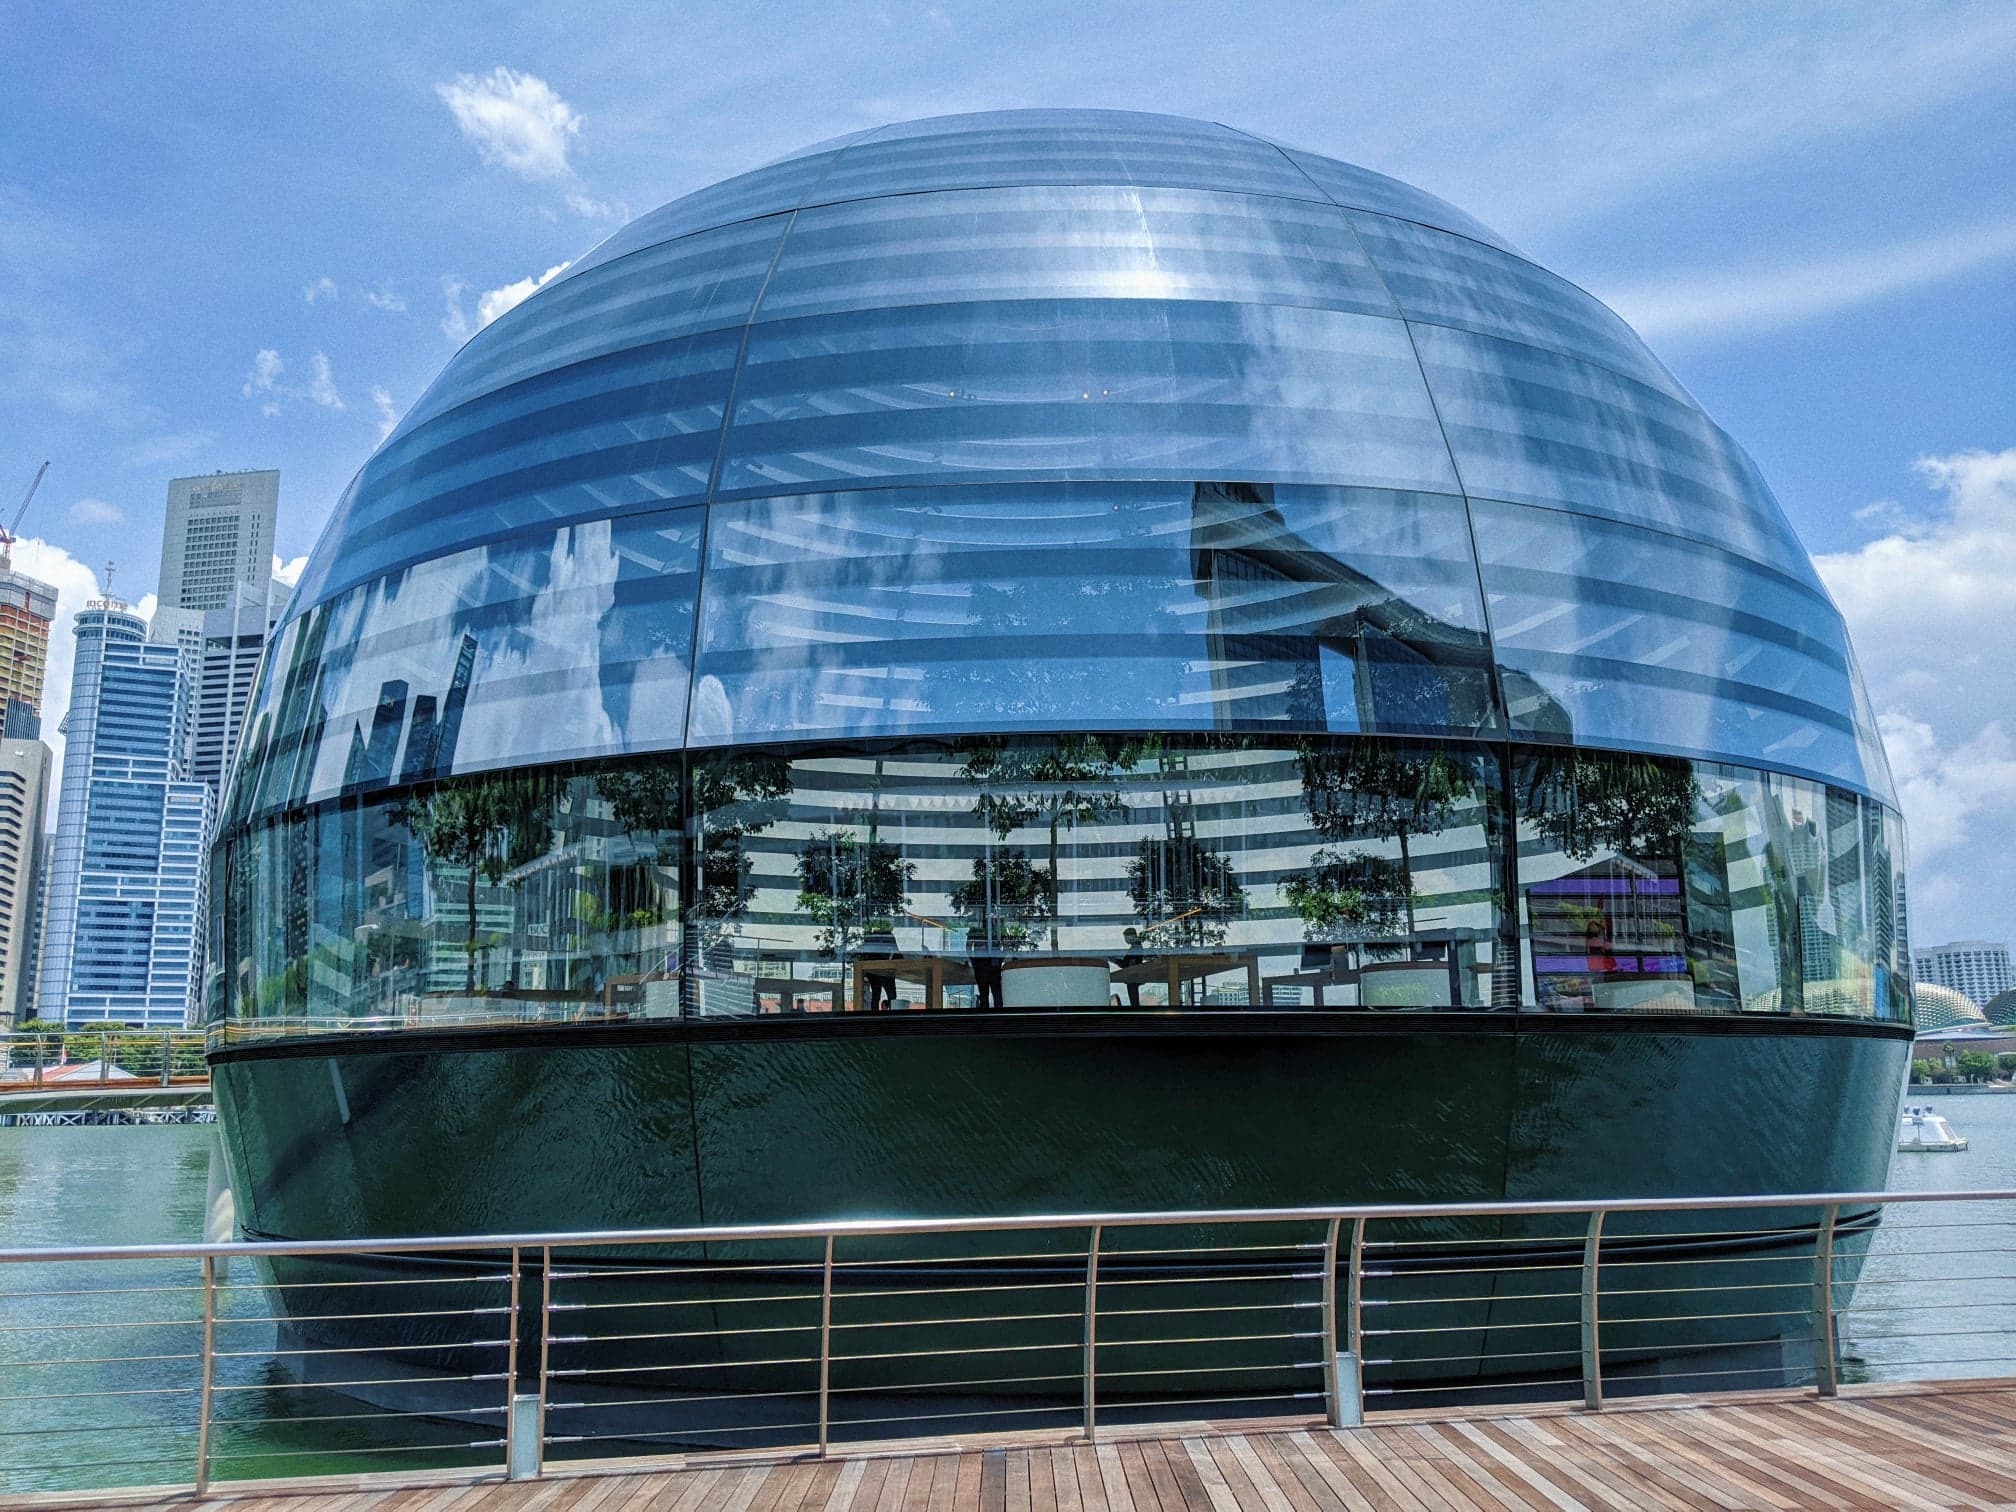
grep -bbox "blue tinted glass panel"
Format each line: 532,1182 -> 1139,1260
718,301 -> 1459,495
559,149 -> 847,281
688,483 -> 1495,743
292,331 -> 738,610
756,187 -> 1395,324
235,508 -> 702,819
1348,213 -> 1685,398
809,113 -> 1325,204
1472,498 -> 1873,790
1262,143 -> 1517,251
405,217 -> 788,433
1410,324 -> 1815,577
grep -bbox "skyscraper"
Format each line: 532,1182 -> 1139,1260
0,553 -> 58,740
159,469 -> 279,612
36,600 -> 211,1027
150,578 -> 289,794
0,739 -> 51,1026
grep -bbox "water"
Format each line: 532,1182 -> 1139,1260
0,1125 -> 496,1494
4,1098 -> 2015,1493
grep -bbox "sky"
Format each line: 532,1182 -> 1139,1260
0,1 -> 2012,946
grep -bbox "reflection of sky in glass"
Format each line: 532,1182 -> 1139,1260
241,109 -> 1897,833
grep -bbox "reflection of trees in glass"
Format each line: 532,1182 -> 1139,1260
957,735 -> 1150,947
1296,743 -> 1475,935
1283,850 -> 1412,943
795,832 -> 915,958
1126,823 -> 1246,948
397,771 -> 552,992
683,754 -> 791,963
950,848 -> 1054,952
1518,751 -> 1699,861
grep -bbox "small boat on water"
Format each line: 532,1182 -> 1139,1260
1898,1104 -> 1969,1152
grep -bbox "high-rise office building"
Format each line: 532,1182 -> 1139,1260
0,739 -> 51,1026
35,599 -> 211,1027
149,578 -> 289,794
1913,941 -> 2013,1009
0,552 -> 58,740
159,469 -> 279,612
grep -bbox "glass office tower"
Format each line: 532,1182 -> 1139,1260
39,603 -> 211,1027
206,112 -> 1912,1403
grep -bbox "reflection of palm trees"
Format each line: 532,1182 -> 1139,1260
397,772 -> 552,993
681,755 -> 791,969
957,736 -> 1150,948
950,849 -> 1053,951
1295,742 -> 1476,936
1125,798 -> 1245,949
795,833 -> 915,958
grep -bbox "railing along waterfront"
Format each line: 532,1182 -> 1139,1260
0,1031 -> 208,1091
1,1188 -> 2011,1497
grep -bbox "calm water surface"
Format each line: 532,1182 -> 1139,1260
4,1094 -> 2014,1492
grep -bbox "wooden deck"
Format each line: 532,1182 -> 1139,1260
36,1381 -> 2016,1512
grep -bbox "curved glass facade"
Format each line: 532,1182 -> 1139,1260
214,110 -> 1909,1031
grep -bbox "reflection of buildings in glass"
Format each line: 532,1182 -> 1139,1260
1187,481 -> 1491,733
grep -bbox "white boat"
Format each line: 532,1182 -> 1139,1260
1898,1104 -> 1969,1152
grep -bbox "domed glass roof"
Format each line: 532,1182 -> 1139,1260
242,109 -> 1893,826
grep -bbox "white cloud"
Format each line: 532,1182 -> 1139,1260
361,284 -> 407,313
1607,219 -> 2016,344
370,384 -> 399,441
242,348 -> 283,396
67,497 -> 122,525
564,190 -> 620,220
436,67 -> 582,183
1817,447 -> 2016,943
306,350 -> 344,410
272,553 -> 308,587
476,261 -> 571,327
242,347 -> 344,413
439,277 -> 471,343
303,275 -> 339,305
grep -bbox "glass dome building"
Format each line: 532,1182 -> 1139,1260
207,113 -> 1912,1401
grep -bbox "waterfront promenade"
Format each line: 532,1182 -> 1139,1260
28,1380 -> 2016,1512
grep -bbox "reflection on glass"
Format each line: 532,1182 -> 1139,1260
233,508 -> 703,820
1512,749 -> 1909,1019
690,484 -> 1497,744
212,734 -> 1909,1029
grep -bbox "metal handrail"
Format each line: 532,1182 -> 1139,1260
6,1186 -> 2013,1498
4,1188 -> 2007,1264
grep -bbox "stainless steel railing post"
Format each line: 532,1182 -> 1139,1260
534,1245 -> 551,1479
195,1253 -> 216,1494
160,1031 -> 172,1087
1813,1203 -> 1839,1398
1082,1223 -> 1102,1441
1580,1209 -> 1605,1411
1321,1217 -> 1342,1426
1346,1216 -> 1366,1425
99,1030 -> 109,1087
817,1234 -> 835,1457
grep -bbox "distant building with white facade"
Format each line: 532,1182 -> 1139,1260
159,469 -> 279,612
1913,940 -> 2014,1009
150,578 -> 288,795
35,601 -> 211,1027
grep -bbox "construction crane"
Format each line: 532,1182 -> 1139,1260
2,461 -> 49,567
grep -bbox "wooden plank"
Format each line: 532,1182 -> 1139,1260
1092,1443 -> 1138,1512
1047,1448 -> 1084,1512
1149,1438 -> 1215,1512
1114,1443 -> 1164,1512
1559,1410 -> 1780,1510
1275,1433 -> 1379,1512
1501,1417 -> 1699,1512
1215,1437 -> 1296,1512
1173,1440 -> 1242,1512
1070,1445 -> 1109,1512
1134,1442 -> 1187,1512
1006,1450 -> 1032,1512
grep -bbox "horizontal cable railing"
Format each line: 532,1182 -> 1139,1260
0,1187 -> 2010,1498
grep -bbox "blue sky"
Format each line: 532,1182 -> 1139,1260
2,2 -> 2012,944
